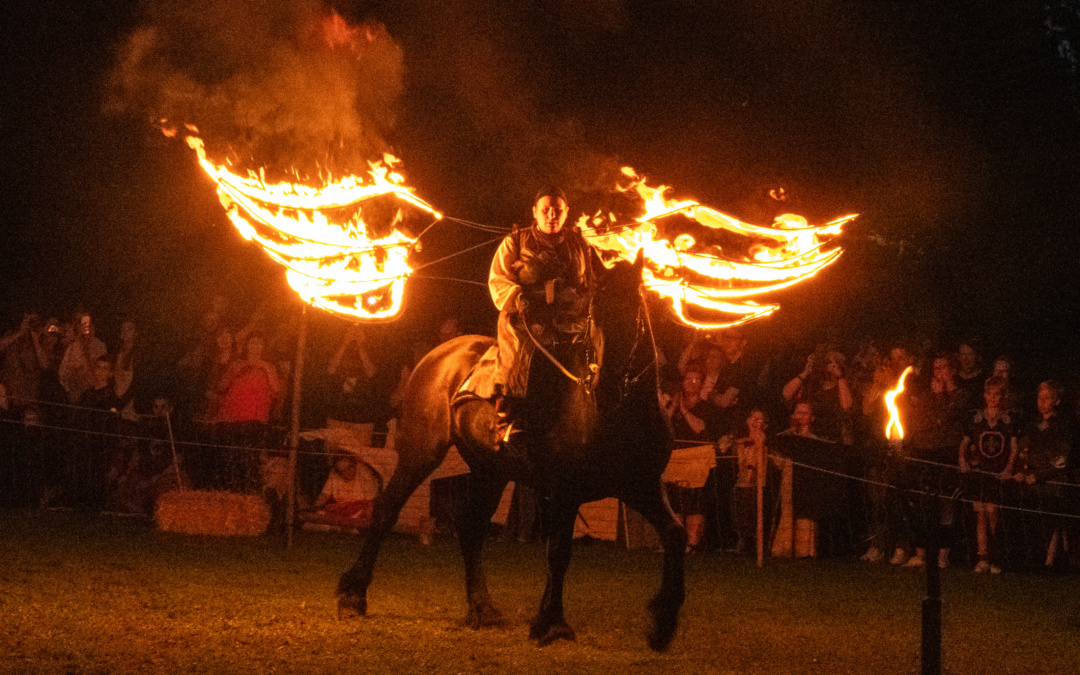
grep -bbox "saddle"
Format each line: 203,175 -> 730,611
451,345 -> 500,407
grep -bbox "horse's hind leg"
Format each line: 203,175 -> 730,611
337,447 -> 446,619
530,498 -> 579,645
456,467 -> 510,628
622,484 -> 687,651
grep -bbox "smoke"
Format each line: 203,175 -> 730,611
106,0 -> 403,175
400,0 -> 629,210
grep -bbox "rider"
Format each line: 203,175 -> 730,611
488,186 -> 599,441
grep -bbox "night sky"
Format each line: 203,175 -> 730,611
2,1 -> 1079,377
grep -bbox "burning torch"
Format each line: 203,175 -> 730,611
884,365 -> 914,452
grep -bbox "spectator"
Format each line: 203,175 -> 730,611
1014,381 -> 1072,570
326,324 -> 378,424
661,363 -> 721,551
956,340 -> 984,399
113,319 -> 143,419
662,362 -> 722,441
200,330 -> 234,418
990,355 -> 1021,419
959,376 -> 1019,574
722,409 -> 768,555
676,337 -> 724,403
302,453 -> 379,531
215,332 -> 281,491
0,313 -> 50,415
892,353 -> 970,569
771,401 -> 824,558
711,329 -> 760,427
782,347 -> 853,444
107,396 -> 184,514
67,359 -> 120,510
36,318 -> 65,406
58,313 -> 107,404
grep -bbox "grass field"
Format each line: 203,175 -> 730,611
1,510 -> 1078,674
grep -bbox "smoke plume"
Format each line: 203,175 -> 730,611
106,0 -> 403,176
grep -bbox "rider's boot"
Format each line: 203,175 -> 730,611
494,395 -> 527,454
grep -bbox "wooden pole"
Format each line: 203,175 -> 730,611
756,442 -> 765,567
286,305 -> 309,550
164,410 -> 184,492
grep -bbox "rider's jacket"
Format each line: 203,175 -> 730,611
489,224 -> 595,337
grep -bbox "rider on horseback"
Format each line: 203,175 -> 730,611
488,186 -> 600,445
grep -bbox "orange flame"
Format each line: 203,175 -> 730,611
178,130 -> 441,320
581,167 -> 857,329
884,366 -> 914,441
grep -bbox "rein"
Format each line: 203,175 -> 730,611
521,278 -> 657,400
521,319 -> 589,388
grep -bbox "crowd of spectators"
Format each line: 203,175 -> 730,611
0,297 -> 450,520
2,296 -> 1078,574
656,329 -> 1080,575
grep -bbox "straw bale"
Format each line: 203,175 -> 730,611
154,490 -> 271,536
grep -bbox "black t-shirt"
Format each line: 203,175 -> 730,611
671,397 -> 723,442
907,385 -> 972,460
1019,415 -> 1071,481
963,410 -> 1017,474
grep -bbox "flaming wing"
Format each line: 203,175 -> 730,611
583,168 -> 857,329
182,132 -> 441,320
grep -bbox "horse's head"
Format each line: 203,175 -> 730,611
592,249 -> 648,406
593,249 -> 645,329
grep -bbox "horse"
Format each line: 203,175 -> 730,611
336,251 -> 687,651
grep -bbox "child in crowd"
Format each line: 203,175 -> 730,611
302,453 -> 379,532
959,376 -> 1019,574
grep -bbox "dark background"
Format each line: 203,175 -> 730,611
2,0 -> 1079,381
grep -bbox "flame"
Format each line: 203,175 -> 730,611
581,167 -> 857,329
884,366 -> 914,441
178,130 -> 441,320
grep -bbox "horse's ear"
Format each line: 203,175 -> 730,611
633,248 -> 645,275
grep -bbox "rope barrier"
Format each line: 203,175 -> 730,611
771,452 -> 1080,521
902,454 -> 1080,490
0,417 -> 359,458
5,398 -> 1080,521
10,397 -> 161,417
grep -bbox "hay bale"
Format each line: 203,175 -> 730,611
155,490 -> 271,536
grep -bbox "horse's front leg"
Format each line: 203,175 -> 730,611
530,498 -> 579,645
337,448 -> 445,620
456,467 -> 510,629
622,483 -> 687,651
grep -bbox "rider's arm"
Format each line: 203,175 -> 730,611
489,234 -> 522,312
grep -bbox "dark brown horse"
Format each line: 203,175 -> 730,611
336,253 -> 687,650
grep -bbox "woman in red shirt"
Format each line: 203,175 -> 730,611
214,333 -> 281,491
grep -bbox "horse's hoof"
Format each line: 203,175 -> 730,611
647,624 -> 676,652
465,602 -> 504,629
530,617 -> 576,645
647,598 -> 680,651
337,592 -> 367,620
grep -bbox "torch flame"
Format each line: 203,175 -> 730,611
179,131 -> 441,320
884,366 -> 914,441
581,167 -> 857,329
